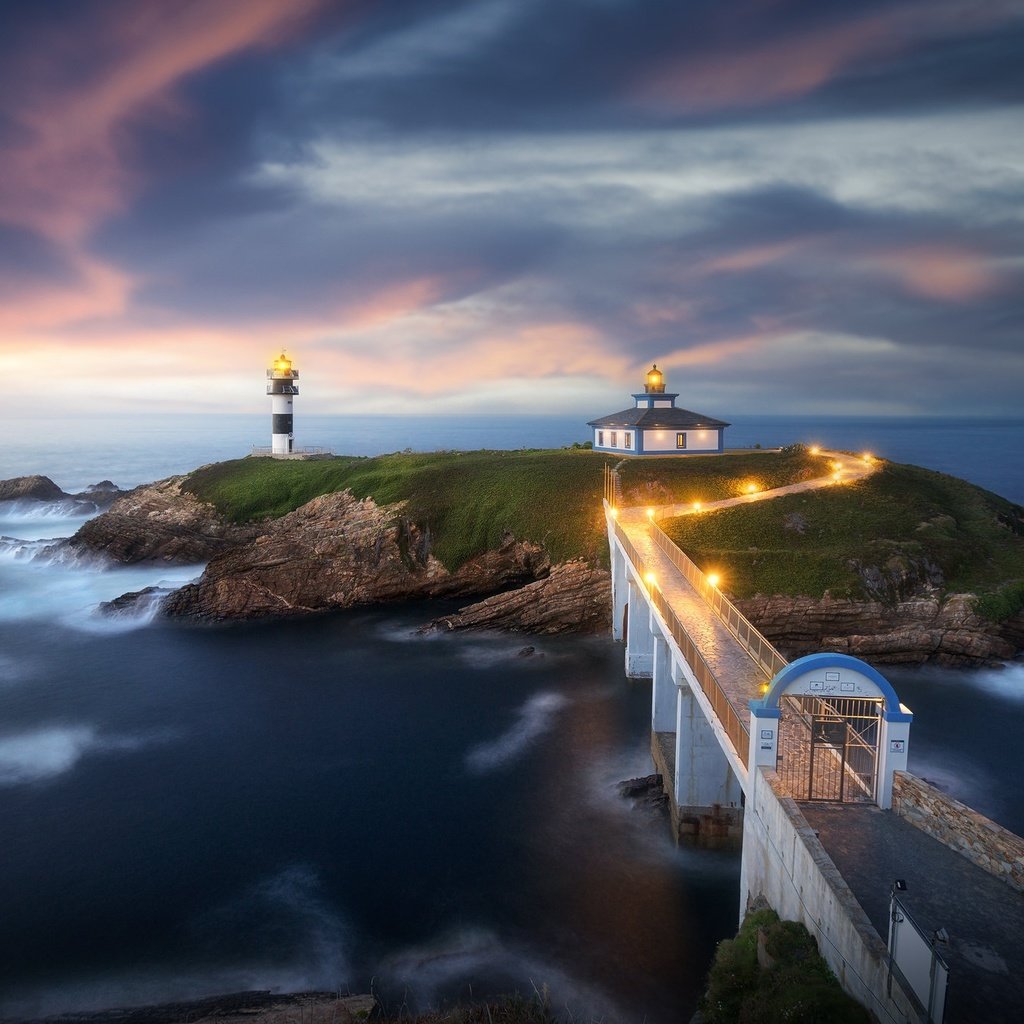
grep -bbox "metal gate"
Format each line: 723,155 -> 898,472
777,695 -> 882,802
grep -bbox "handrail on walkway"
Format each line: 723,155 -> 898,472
609,514 -> 750,768
648,521 -> 789,682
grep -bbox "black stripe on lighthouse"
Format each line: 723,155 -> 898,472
272,414 -> 293,434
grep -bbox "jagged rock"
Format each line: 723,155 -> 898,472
737,592 -> 1020,666
51,476 -> 260,564
617,773 -> 670,816
0,474 -> 68,501
160,491 -> 550,622
420,560 -> 612,635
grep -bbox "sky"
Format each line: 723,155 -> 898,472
0,0 -> 1022,418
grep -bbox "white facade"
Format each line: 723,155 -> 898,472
593,428 -> 636,451
641,428 -> 720,453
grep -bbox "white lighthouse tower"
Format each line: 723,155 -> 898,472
267,352 -> 298,454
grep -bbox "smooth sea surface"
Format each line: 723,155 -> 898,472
1,414 -> 1023,1020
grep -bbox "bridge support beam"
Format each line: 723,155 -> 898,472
651,635 -> 675,732
671,682 -> 743,840
610,543 -> 628,642
625,579 -> 653,678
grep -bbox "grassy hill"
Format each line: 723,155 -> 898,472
662,462 -> 1024,615
183,448 -> 826,571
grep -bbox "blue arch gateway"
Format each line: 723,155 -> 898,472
749,653 -> 912,809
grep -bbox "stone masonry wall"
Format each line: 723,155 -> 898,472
892,771 -> 1024,892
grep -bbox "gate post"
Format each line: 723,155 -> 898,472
877,706 -> 913,809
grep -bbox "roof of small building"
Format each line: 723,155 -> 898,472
588,406 -> 731,429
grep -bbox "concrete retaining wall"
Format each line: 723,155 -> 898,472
892,770 -> 1024,892
741,767 -> 923,1024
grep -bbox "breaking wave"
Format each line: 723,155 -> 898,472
465,692 -> 568,773
0,725 -> 176,787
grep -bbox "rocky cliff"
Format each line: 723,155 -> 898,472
55,471 -> 1022,660
0,474 -> 123,508
53,476 -> 260,564
160,489 -> 552,622
737,592 -> 1024,667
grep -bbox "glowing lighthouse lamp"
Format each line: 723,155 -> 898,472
267,352 -> 299,454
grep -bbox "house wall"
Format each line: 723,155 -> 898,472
593,428 -> 635,451
641,428 -> 722,453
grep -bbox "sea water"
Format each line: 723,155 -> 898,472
0,415 -> 1022,1019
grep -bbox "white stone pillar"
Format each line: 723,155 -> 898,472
876,705 -> 913,809
675,682 -> 742,808
651,634 -> 675,732
747,704 -> 781,817
625,578 -> 654,678
610,543 -> 628,642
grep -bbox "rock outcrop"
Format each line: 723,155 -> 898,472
161,490 -> 550,621
421,560 -> 611,635
737,592 -> 1023,666
0,474 -> 68,502
52,476 -> 259,564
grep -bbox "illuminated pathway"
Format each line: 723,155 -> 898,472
605,450 -> 1024,1024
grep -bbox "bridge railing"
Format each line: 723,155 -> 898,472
611,517 -> 750,768
648,521 -> 789,682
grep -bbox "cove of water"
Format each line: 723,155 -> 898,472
1,416 -> 1023,1020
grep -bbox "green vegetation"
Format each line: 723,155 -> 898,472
618,445 -> 827,506
184,447 -> 829,572
662,462 -> 1024,611
702,906 -> 869,1024
185,450 -> 616,569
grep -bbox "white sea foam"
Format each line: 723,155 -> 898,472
465,692 -> 568,773
0,497 -> 100,519
380,927 -> 623,1021
0,551 -> 202,631
0,726 -> 175,787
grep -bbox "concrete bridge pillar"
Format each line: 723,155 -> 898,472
650,633 -> 675,732
610,543 -> 628,642
674,681 -> 743,838
625,578 -> 653,678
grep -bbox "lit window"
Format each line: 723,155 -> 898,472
598,430 -> 604,446
624,433 -> 632,449
610,431 -> 618,447
676,432 -> 687,449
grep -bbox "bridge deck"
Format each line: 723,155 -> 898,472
619,512 -> 768,733
802,802 -> 1024,1024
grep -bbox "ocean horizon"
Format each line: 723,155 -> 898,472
4,413 -> 1023,504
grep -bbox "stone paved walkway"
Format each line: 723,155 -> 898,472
801,802 -> 1024,1024
615,450 -> 878,732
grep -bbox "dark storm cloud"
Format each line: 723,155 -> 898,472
1,0 -> 1021,413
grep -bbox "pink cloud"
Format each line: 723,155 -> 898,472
871,247 -> 1001,302
1,0 -> 326,245
634,12 -> 900,112
0,0 -> 329,346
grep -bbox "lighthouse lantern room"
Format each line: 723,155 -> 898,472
267,352 -> 299,454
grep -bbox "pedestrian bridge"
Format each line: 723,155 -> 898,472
603,464 -> 1024,1024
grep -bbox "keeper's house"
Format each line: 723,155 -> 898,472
588,364 -> 729,456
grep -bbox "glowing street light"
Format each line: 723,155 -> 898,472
693,501 -> 702,511
646,507 -> 655,520
745,482 -> 759,494
644,572 -> 657,588
707,572 -> 721,588
809,445 -> 821,455
610,507 -> 619,519
862,452 -> 874,463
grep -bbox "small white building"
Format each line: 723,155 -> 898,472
588,364 -> 729,456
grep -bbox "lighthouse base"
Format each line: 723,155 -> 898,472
250,446 -> 334,460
